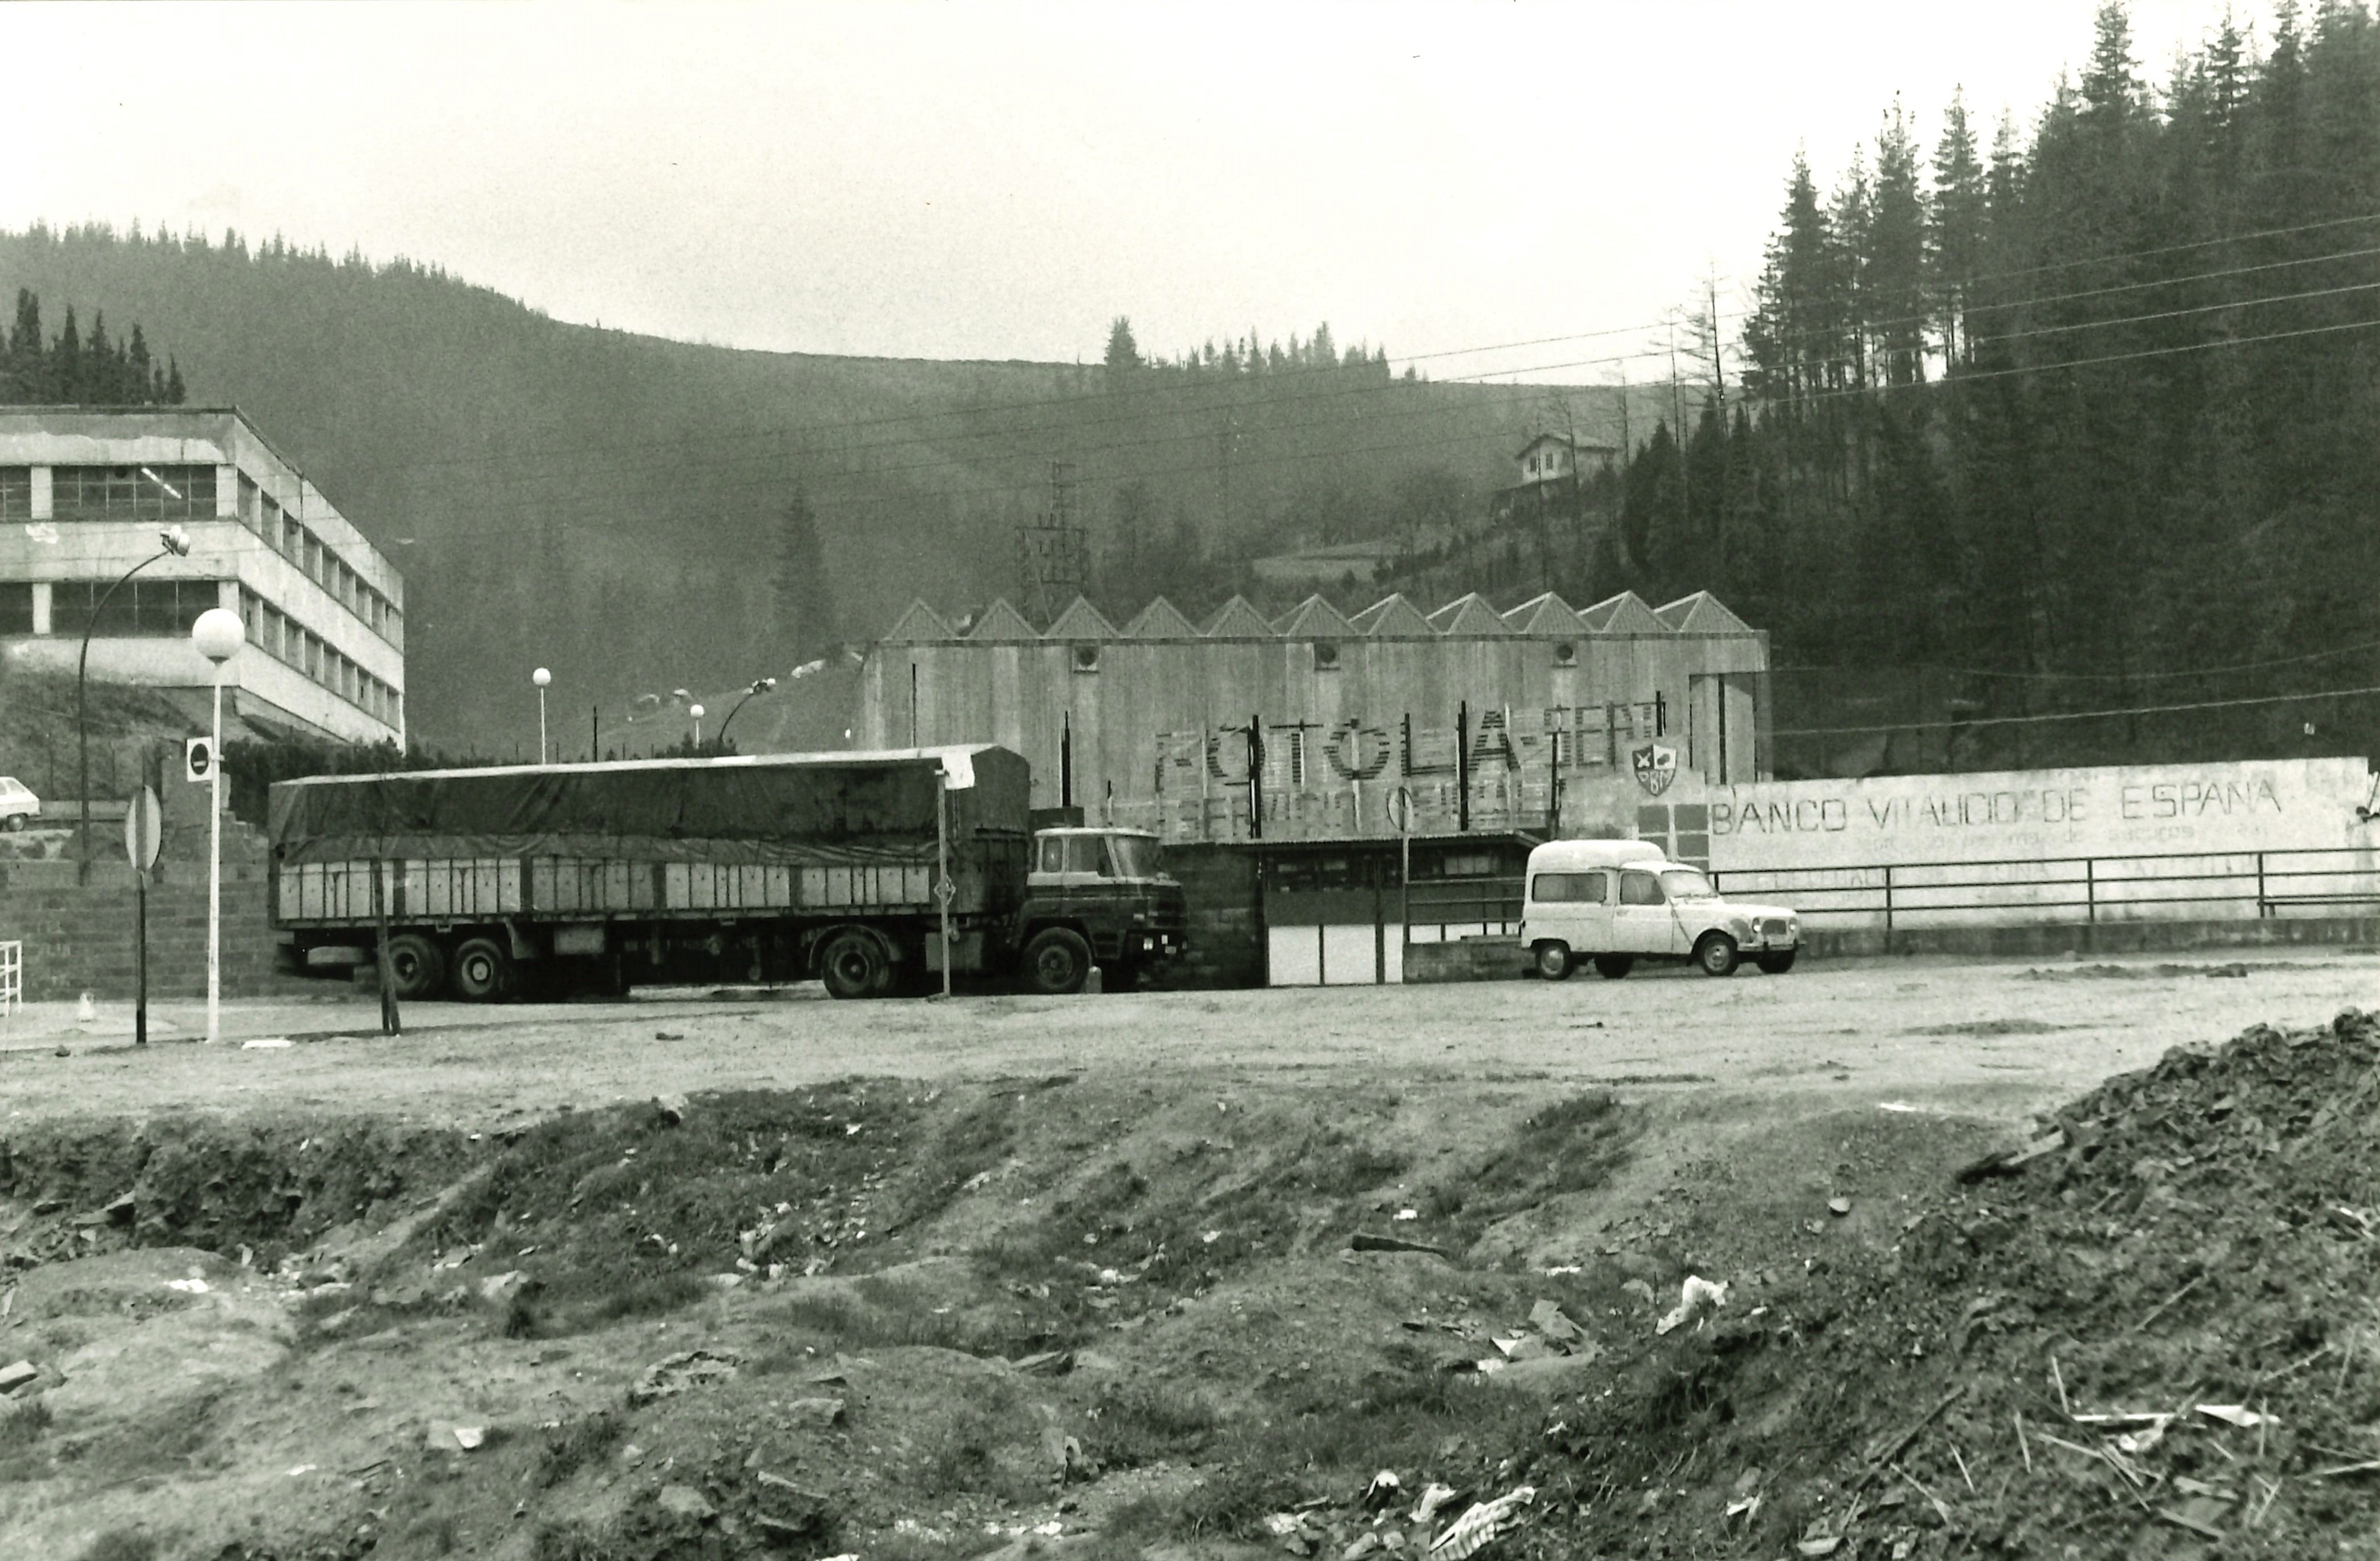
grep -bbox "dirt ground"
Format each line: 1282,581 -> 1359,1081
6,949 -> 2377,1127
0,950 -> 2374,1561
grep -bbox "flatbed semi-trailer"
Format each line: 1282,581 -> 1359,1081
269,746 -> 1033,1000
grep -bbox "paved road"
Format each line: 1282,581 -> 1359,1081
2,950 -> 2373,1129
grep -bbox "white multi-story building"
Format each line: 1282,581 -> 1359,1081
0,407 -> 404,746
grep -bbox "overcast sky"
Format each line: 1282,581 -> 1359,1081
4,1 -> 2258,383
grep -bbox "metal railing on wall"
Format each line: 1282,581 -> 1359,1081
1711,846 -> 2380,934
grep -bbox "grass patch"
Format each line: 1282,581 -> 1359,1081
534,1410 -> 625,1488
75,1530 -> 157,1561
396,1083 -> 1020,1340
1079,1381 -> 1221,1469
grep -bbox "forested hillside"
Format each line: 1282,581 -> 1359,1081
0,228 -> 1590,749
1587,2 -> 2380,774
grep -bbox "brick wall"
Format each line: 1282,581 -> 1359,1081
0,850 -> 301,1002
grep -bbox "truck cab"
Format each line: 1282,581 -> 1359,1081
1020,827 -> 1187,994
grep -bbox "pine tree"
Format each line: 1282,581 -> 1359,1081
1102,316 -> 1141,389
1928,90 -> 1987,366
1868,103 -> 1929,386
86,310 -> 114,403
165,358 -> 185,403
127,323 -> 153,404
52,307 -> 80,403
771,484 -> 837,665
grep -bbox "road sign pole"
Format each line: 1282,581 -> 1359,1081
135,869 -> 147,1047
124,786 -> 162,1049
208,676 -> 223,1045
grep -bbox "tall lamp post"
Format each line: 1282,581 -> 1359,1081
711,677 -> 777,749
191,606 -> 245,1045
532,667 -> 552,763
78,525 -> 192,876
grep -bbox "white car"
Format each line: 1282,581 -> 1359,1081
1519,838 -> 1799,980
0,777 -> 38,832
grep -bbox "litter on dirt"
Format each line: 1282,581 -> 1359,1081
1655,1275 -> 1728,1335
1428,1485 -> 1534,1559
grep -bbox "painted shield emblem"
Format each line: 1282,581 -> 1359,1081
1631,742 -> 1679,798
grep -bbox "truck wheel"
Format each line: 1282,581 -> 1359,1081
451,937 -> 514,1001
1533,941 -> 1573,980
383,933 -> 446,1001
1694,932 -> 1740,977
819,931 -> 888,1000
1756,949 -> 1797,975
1593,955 -> 1633,980
1023,928 -> 1092,996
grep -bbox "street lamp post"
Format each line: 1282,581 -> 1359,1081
533,667 -> 552,764
77,525 -> 192,876
689,704 -> 706,751
191,606 -> 245,1045
711,677 -> 777,749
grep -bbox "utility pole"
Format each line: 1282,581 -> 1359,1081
1014,460 -> 1088,625
1668,317 -> 1690,540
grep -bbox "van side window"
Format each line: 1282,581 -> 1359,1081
1619,870 -> 1665,906
1531,870 -> 1607,904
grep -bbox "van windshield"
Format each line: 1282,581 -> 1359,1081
1660,868 -> 1718,900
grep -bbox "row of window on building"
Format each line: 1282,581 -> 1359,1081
247,596 -> 401,730
234,472 -> 401,646
0,579 -> 399,731
0,465 -> 402,650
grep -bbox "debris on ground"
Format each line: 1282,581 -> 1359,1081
1522,1009 -> 2380,1559
628,1346 -> 742,1405
1427,1484 -> 1533,1559
1654,1275 -> 1728,1335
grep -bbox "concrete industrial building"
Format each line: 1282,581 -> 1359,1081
860,586 -> 1768,844
0,407 -> 404,747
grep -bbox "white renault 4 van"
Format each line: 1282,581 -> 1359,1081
1519,838 -> 1800,980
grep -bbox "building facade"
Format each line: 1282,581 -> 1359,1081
0,407 -> 404,746
860,586 -> 1768,844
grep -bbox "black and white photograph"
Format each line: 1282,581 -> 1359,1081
0,1 -> 2377,1555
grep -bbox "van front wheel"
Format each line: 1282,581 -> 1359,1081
1694,932 -> 1740,977
1533,941 -> 1573,981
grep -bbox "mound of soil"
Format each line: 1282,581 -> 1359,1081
1514,1009 -> 2380,1559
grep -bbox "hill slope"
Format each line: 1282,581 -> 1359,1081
0,226 -> 1630,749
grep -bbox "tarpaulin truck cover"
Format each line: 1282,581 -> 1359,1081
268,747 -> 1031,888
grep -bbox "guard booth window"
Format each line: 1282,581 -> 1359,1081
0,468 -> 28,523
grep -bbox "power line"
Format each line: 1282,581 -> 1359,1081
1779,636 -> 2380,684
387,209 -> 2380,483
1772,681 -> 2380,739
402,310 -> 2376,520
1971,279 -> 2380,348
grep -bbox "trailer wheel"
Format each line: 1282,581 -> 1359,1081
451,937 -> 514,1001
1593,955 -> 1634,980
1023,927 -> 1092,996
383,933 -> 446,1001
819,930 -> 889,1000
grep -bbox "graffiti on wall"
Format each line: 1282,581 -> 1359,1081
1124,699 -> 1671,842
